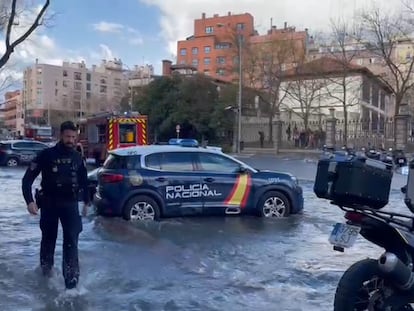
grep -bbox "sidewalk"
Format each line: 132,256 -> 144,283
240,147 -> 321,155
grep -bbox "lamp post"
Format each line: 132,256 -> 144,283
236,33 -> 242,153
216,22 -> 243,153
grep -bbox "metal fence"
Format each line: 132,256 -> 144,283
241,118 -> 401,149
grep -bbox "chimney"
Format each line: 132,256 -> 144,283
213,14 -> 219,18
228,11 -> 231,16
284,22 -> 287,29
202,12 -> 205,19
162,59 -> 172,76
35,58 -> 38,64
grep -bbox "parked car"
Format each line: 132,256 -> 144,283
92,143 -> 304,221
0,140 -> 49,167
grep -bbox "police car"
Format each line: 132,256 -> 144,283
93,142 -> 304,221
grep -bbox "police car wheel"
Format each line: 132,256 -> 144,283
258,191 -> 290,218
123,195 -> 160,221
6,157 -> 18,167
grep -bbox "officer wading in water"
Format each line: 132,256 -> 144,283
21,121 -> 90,290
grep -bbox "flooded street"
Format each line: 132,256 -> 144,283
0,156 -> 409,311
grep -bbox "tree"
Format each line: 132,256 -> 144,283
0,0 -> 50,69
280,67 -> 327,130
134,74 -> 234,144
359,5 -> 414,125
242,30 -> 306,144
320,19 -> 364,144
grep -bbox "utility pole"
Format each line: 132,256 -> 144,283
237,33 -> 243,153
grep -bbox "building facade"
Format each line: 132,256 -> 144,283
176,12 -> 309,83
22,58 -> 129,128
3,90 -> 24,136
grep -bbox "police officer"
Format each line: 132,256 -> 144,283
21,121 -> 90,290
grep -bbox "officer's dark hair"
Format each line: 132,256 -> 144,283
60,121 -> 77,133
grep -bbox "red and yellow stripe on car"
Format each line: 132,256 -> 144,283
224,174 -> 251,208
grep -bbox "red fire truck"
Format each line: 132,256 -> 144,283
24,125 -> 53,142
78,112 -> 148,164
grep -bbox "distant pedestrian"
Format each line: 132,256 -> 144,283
258,131 -> 264,148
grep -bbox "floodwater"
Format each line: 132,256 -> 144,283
0,157 -> 409,311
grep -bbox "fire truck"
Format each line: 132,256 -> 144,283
78,112 -> 148,165
24,125 -> 53,142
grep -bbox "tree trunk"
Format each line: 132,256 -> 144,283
343,106 -> 348,146
267,115 -> 273,144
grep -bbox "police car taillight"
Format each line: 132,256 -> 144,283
101,173 -> 124,183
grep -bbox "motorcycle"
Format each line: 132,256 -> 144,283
391,148 -> 408,167
315,154 -> 414,310
331,205 -> 414,310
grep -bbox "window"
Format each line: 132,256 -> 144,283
215,43 -> 231,49
86,73 -> 91,81
216,56 -> 226,64
204,46 -> 211,53
74,82 -> 82,90
86,83 -> 91,91
192,59 -> 199,66
205,26 -> 213,33
74,72 -> 82,80
119,124 -> 136,144
145,152 -> 195,171
236,23 -> 245,30
100,85 -> 107,93
86,92 -> 91,99
63,80 -> 68,87
103,154 -> 140,170
204,58 -> 211,65
114,78 -> 121,86
37,80 -> 41,85
37,67 -> 42,74
216,68 -> 225,76
55,89 -> 58,96
100,78 -> 107,84
180,48 -> 187,56
192,47 -> 198,54
63,70 -> 68,77
197,153 -> 240,173
13,142 -> 31,149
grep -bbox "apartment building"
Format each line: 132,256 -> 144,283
22,58 -> 129,127
3,90 -> 24,135
176,12 -> 309,83
176,12 -> 256,81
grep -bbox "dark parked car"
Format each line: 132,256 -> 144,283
0,140 -> 49,167
92,143 -> 304,221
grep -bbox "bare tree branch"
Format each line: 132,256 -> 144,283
0,0 -> 50,69
359,5 -> 414,117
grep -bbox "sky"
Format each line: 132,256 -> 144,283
0,0 -> 400,88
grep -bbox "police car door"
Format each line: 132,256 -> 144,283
145,151 -> 204,215
196,152 -> 249,212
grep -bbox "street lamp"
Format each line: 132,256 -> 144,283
216,23 -> 243,153
236,33 -> 242,153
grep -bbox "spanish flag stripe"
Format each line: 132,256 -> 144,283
240,176 -> 252,208
224,174 -> 249,206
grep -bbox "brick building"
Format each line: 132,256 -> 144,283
176,12 -> 309,83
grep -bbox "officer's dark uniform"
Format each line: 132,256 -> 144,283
21,141 -> 89,289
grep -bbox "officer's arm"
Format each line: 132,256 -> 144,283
21,151 -> 44,205
78,157 -> 89,204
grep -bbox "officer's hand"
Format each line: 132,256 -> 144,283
27,202 -> 39,215
82,202 -> 90,217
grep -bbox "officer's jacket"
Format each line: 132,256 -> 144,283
22,141 -> 89,205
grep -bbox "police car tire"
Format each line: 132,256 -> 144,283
258,191 -> 290,218
123,195 -> 161,221
6,157 -> 19,166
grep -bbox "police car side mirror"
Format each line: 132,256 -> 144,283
237,165 -> 248,174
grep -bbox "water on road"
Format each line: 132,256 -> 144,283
0,157 -> 409,311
